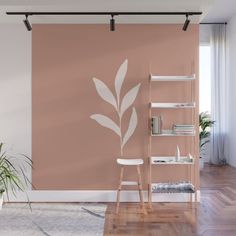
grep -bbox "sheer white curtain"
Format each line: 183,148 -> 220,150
210,24 -> 228,165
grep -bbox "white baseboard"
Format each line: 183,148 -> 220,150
6,190 -> 200,203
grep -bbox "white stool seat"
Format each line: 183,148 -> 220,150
117,158 -> 144,166
121,181 -> 138,186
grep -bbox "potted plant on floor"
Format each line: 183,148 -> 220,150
0,143 -> 32,209
199,112 -> 215,170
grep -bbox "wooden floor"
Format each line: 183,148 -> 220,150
104,164 -> 236,236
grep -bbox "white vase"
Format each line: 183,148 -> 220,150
175,145 -> 180,162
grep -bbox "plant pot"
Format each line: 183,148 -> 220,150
0,193 -> 3,210
199,158 -> 204,170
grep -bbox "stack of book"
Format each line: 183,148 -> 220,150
172,124 -> 195,135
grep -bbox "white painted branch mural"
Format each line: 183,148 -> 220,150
90,59 -> 141,156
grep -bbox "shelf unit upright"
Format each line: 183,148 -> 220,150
148,74 -> 197,208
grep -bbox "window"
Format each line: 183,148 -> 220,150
199,45 -> 211,113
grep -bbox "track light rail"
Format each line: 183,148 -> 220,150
6,11 -> 202,16
6,11 -> 202,32
200,22 -> 227,25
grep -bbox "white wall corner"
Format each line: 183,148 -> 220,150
227,14 -> 236,167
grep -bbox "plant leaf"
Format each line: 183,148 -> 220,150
120,83 -> 141,117
92,78 -> 117,110
200,140 -> 210,148
90,114 -> 121,137
115,59 -> 128,107
122,107 -> 138,148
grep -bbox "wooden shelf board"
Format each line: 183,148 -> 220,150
150,102 -> 196,109
151,130 -> 195,137
150,74 -> 195,81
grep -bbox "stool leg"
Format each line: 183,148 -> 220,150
116,166 -> 124,214
148,162 -> 152,209
136,165 -> 145,214
148,183 -> 152,209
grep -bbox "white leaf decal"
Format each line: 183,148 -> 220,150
93,78 -> 117,110
115,59 -> 128,106
91,59 -> 141,156
120,83 -> 141,117
122,107 -> 138,148
90,114 -> 121,137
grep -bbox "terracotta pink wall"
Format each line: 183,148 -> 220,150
32,24 -> 199,190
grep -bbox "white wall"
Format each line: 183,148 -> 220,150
200,24 -> 212,45
227,14 -> 236,167
199,25 -> 211,163
0,23 -> 32,180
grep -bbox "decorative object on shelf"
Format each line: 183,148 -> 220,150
175,145 -> 180,162
153,160 -> 166,163
151,116 -> 162,134
90,59 -> 141,156
151,156 -> 194,164
0,143 -> 32,210
152,181 -> 195,193
199,112 -> 215,169
188,153 -> 193,162
172,124 -> 195,135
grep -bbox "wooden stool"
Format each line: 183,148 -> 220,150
116,158 -> 145,214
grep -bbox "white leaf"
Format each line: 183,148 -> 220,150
120,83 -> 141,117
92,78 -> 117,110
115,59 -> 128,106
122,107 -> 138,148
90,114 -> 121,137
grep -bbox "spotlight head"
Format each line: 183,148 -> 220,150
183,14 -> 190,31
110,15 -> 115,31
23,15 -> 32,31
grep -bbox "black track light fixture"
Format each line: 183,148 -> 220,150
110,15 -> 115,31
6,11 -> 203,32
183,14 -> 190,31
23,15 -> 32,31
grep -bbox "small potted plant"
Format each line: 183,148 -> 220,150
0,189 -> 4,209
0,143 -> 32,209
199,112 -> 215,170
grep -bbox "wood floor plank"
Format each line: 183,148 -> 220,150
104,164 -> 236,236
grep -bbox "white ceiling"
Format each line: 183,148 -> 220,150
1,0 -> 236,24
202,0 -> 236,22
0,0 -> 214,24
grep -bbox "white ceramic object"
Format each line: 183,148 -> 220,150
188,153 -> 193,161
175,145 -> 180,162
